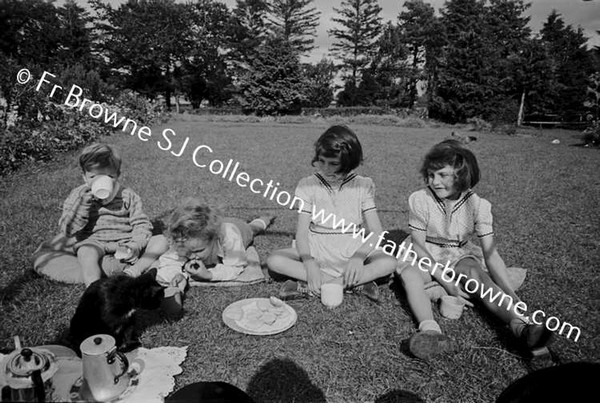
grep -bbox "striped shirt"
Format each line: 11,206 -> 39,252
59,183 -> 152,249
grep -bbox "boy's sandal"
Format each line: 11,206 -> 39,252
408,331 -> 452,360
353,281 -> 380,303
279,280 -> 309,301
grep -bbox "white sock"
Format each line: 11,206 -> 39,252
418,319 -> 442,333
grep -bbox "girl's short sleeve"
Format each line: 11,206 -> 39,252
361,178 -> 376,213
294,177 -> 313,215
475,198 -> 494,238
408,191 -> 428,232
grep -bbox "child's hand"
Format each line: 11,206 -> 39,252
344,256 -> 364,287
117,243 -> 139,263
76,187 -> 96,215
170,273 -> 187,292
304,260 -> 322,295
184,259 -> 212,281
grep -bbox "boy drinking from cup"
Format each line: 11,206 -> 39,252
33,143 -> 165,286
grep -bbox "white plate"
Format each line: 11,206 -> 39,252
222,298 -> 297,336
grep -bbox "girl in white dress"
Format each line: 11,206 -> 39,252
267,125 -> 397,304
398,139 -> 552,359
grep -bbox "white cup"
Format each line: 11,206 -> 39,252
91,175 -> 114,200
439,296 -> 465,319
321,282 -> 343,309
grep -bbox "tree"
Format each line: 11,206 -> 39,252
429,0 -> 492,123
179,0 -> 235,107
236,37 -> 306,115
268,0 -> 320,56
0,0 -> 62,67
329,0 -> 382,82
301,58 -> 335,107
230,0 -> 270,64
364,22 -> 409,107
538,10 -> 594,121
56,0 -> 97,69
396,0 -> 443,108
91,0 -> 192,107
483,0 -> 533,122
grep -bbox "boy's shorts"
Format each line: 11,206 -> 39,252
32,234 -> 128,283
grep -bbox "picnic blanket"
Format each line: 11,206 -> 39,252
189,245 -> 267,287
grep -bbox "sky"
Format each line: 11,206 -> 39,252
73,0 -> 600,62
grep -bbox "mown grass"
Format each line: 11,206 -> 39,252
1,114 -> 599,403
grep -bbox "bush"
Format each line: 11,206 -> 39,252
583,120 -> 600,147
0,104 -> 111,175
113,90 -> 168,126
0,89 -> 168,175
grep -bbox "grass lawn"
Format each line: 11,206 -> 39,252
1,114 -> 599,403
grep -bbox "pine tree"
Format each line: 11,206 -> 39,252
268,0 -> 320,56
369,22 -> 410,107
429,0 -> 492,123
57,0 -> 96,68
329,0 -> 383,82
231,0 -> 270,63
236,37 -> 306,115
396,0 -> 443,108
539,10 -> 594,121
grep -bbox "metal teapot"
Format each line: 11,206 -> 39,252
1,346 -> 58,402
80,334 -> 129,402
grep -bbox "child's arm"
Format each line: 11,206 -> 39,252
345,210 -> 385,286
481,236 -> 520,301
154,250 -> 189,288
296,212 -> 322,294
193,223 -> 246,281
59,185 -> 96,237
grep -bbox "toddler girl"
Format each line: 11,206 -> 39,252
398,139 -> 552,359
267,125 -> 397,304
154,198 -> 274,315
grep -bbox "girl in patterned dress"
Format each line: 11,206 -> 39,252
267,125 -> 397,303
398,139 -> 552,359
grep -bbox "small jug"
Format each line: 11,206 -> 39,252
80,334 -> 129,402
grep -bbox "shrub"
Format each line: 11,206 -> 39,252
583,120 -> 600,147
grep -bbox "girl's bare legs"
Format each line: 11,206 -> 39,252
77,245 -> 103,287
356,251 -> 397,285
454,258 -> 516,323
249,216 -> 276,236
454,258 -> 552,349
266,248 -> 307,281
400,265 -> 436,324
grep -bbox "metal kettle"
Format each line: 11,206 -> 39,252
80,334 -> 130,402
1,346 -> 58,402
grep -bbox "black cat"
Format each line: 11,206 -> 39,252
69,268 -> 164,354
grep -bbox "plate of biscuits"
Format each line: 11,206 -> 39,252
222,297 -> 297,335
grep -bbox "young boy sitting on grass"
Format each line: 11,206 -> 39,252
33,143 -> 165,286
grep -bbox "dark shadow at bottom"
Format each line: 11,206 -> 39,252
246,358 -> 326,403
